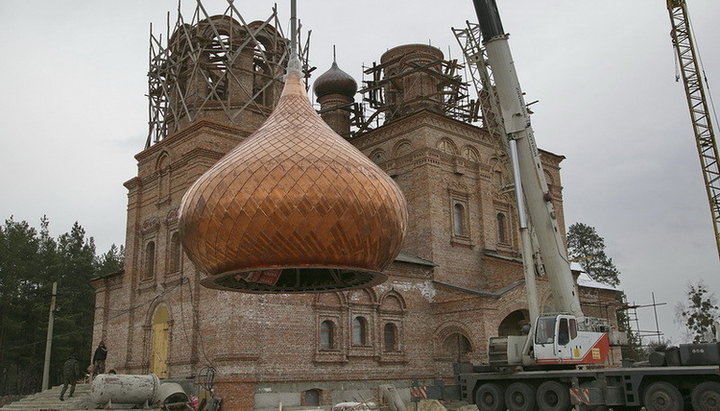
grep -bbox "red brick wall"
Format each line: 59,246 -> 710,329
213,379 -> 256,410
89,67 -> 621,408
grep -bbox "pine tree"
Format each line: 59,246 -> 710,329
567,222 -> 620,287
52,222 -> 96,382
94,244 -> 124,278
0,217 -> 44,394
0,216 -> 121,394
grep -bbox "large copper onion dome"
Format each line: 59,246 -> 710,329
178,63 -> 408,294
313,61 -> 358,98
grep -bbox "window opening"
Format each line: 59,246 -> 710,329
497,213 -> 507,244
352,316 -> 367,346
145,241 -> 156,280
207,34 -> 230,100
453,203 -> 465,236
169,232 -> 181,273
252,41 -> 272,106
384,323 -> 397,352
320,320 -> 334,350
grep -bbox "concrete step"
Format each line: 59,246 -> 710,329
0,383 -> 170,411
0,384 -> 92,411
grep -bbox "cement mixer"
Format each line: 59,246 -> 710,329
90,373 -> 190,409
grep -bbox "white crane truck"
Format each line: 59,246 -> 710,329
453,1 -> 720,410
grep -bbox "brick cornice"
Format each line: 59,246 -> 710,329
354,110 -> 493,151
135,119 -> 252,162
123,176 -> 141,191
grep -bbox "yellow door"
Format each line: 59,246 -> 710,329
150,305 -> 169,378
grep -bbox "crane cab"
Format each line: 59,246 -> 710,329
533,314 -> 610,366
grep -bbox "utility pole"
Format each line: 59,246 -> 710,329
42,282 -> 57,391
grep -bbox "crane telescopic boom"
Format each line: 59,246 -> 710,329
471,0 -> 583,318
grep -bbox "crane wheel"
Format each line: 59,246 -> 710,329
643,381 -> 684,411
504,381 -> 536,411
536,380 -> 570,411
691,381 -> 720,411
475,383 -> 504,411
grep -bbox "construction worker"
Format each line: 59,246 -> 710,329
91,341 -> 108,379
59,353 -> 80,401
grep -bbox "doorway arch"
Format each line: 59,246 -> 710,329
498,309 -> 530,336
442,333 -> 472,362
150,305 -> 170,377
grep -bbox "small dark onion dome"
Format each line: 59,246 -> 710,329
313,61 -> 358,99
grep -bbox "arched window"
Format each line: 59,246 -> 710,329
320,320 -> 334,350
352,316 -> 367,346
156,152 -> 169,170
383,323 -> 398,352
453,203 -> 466,236
168,232 -> 181,273
497,213 -> 507,244
463,146 -> 480,162
207,34 -> 229,99
437,138 -> 457,155
252,41 -> 273,106
145,241 -> 156,280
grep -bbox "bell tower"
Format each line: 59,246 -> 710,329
146,7 -> 291,147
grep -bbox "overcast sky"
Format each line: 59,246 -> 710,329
1,0 -> 719,345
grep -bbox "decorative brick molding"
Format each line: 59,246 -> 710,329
140,217 -> 161,235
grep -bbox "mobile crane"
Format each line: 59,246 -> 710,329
463,0 -> 619,371
452,1 -> 720,410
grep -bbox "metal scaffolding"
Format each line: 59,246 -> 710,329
452,22 -> 504,143
351,48 -> 480,136
146,1 -> 312,148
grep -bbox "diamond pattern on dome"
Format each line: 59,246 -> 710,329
178,70 -> 407,293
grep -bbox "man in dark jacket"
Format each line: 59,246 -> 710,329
59,353 -> 80,401
91,341 -> 108,379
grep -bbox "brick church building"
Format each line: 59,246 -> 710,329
90,4 -> 622,409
